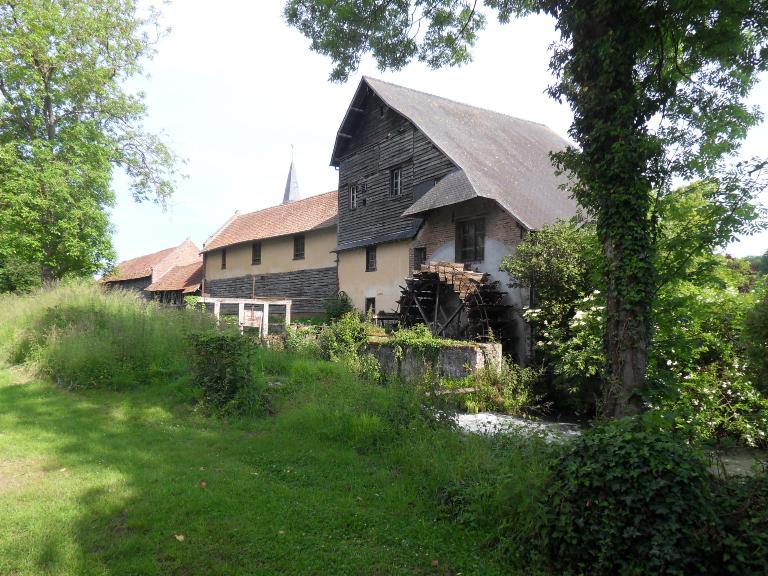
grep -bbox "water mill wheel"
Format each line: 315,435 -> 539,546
396,262 -> 515,347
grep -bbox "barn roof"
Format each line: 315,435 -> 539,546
146,261 -> 203,294
104,246 -> 177,282
202,190 -> 338,253
103,239 -> 201,284
332,77 -> 579,230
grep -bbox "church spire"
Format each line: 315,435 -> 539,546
282,146 -> 301,204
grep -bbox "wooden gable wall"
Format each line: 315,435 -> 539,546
336,92 -> 456,248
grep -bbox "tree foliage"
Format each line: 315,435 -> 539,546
0,0 -> 177,283
285,0 -> 768,417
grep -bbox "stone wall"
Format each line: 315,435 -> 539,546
206,266 -> 338,315
367,341 -> 502,381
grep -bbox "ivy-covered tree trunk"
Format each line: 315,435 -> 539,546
551,0 -> 659,417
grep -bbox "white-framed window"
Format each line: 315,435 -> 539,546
365,245 -> 377,272
349,184 -> 359,210
390,168 -> 402,197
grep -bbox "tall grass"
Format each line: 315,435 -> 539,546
0,283 -> 559,572
0,281 -> 214,389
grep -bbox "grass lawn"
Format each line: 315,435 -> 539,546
0,365 -> 511,576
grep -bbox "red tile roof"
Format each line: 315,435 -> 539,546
202,191 -> 338,253
104,246 -> 177,282
146,261 -> 203,293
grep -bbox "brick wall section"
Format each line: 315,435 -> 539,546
206,267 -> 338,315
410,197 -> 526,268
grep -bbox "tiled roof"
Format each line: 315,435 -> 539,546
146,261 -> 203,293
202,190 -> 338,253
332,77 -> 579,230
104,246 -> 177,282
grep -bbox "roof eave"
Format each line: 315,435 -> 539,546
200,221 -> 338,254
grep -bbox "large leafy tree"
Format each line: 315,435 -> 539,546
0,0 -> 176,283
285,0 -> 768,417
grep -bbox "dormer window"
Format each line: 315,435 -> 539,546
390,168 -> 402,197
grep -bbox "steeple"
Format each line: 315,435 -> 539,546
282,146 -> 301,204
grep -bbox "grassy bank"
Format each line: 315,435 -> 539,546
2,283 -> 764,576
0,283 -> 550,575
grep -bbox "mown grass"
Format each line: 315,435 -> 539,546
0,283 -> 550,575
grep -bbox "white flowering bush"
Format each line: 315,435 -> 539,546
524,291 -> 605,416
647,272 -> 768,447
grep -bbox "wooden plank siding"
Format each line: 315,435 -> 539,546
337,93 -> 457,249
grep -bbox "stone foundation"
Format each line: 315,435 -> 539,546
367,341 -> 502,381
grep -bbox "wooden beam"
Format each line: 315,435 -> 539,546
437,304 -> 463,336
412,293 -> 431,326
337,133 -> 353,139
350,106 -> 364,112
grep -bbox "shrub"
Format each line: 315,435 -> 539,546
442,357 -> 542,416
318,312 -> 380,383
710,470 -> 768,574
283,324 -> 321,357
323,291 -> 354,322
650,366 -> 768,448
188,330 -> 270,415
542,419 -> 717,576
743,285 -> 768,395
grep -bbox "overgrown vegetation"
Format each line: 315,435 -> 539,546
503,195 -> 768,447
0,282 -> 213,390
0,283 -> 765,575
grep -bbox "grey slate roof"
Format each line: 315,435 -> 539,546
283,160 -> 301,204
333,77 -> 580,230
336,219 -> 424,252
403,169 -> 475,217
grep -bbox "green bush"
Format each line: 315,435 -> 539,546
442,356 -> 542,416
743,285 -> 768,395
323,291 -> 354,322
651,366 -> 768,448
318,312 -> 380,383
188,330 -> 270,415
542,420 -> 717,576
710,470 -> 768,574
283,324 -> 321,357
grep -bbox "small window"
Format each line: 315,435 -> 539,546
390,168 -> 402,197
221,248 -> 227,270
349,184 -> 358,210
251,242 -> 261,265
455,219 -> 485,263
413,247 -> 427,270
366,245 -> 377,272
365,297 -> 376,315
293,234 -> 305,260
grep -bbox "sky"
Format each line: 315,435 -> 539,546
110,0 -> 768,263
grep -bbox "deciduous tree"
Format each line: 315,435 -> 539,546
0,0 -> 177,284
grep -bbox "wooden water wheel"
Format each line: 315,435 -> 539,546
396,262 -> 514,344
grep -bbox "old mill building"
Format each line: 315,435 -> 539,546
197,77 -> 578,355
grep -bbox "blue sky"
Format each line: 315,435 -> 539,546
110,1 -> 768,262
